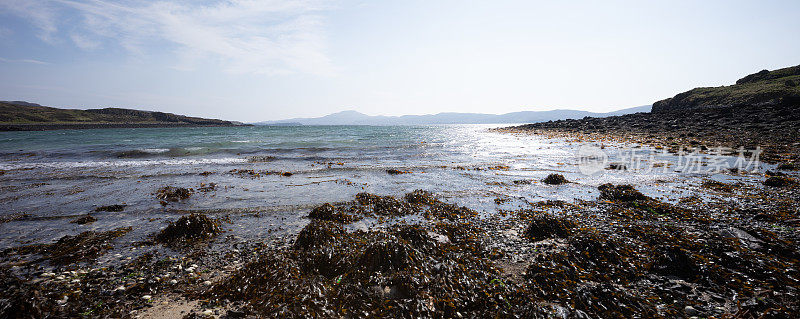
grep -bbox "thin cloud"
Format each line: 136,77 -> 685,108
0,57 -> 50,65
2,0 -> 334,75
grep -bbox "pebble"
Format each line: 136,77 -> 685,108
685,306 -> 699,316
203,280 -> 212,286
141,295 -> 152,301
170,279 -> 178,284
56,275 -> 66,280
115,286 -> 126,291
202,309 -> 213,316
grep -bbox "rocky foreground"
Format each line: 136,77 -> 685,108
1,171 -> 799,318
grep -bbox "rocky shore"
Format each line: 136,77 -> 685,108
496,99 -> 800,164
1,173 -> 798,317
498,65 -> 800,164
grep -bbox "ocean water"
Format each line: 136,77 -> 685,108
0,125 -> 760,250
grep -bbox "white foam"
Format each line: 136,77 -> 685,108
141,148 -> 169,154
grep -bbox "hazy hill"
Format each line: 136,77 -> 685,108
257,105 -> 651,126
0,101 -> 245,131
652,64 -> 800,113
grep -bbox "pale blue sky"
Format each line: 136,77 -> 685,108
0,0 -> 798,122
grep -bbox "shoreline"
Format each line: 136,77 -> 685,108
494,102 -> 800,165
0,123 -> 252,131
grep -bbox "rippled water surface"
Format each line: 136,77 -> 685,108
0,125 -> 761,250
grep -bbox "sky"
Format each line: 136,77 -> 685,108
0,0 -> 798,122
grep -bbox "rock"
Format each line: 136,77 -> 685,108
718,227 -> 764,250
684,306 -> 699,316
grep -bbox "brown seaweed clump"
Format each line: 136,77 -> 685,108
598,184 -> 696,221
156,186 -> 193,202
155,214 -> 220,246
542,173 -> 569,185
598,183 -> 650,202
386,169 -> 411,175
701,179 -> 734,192
307,203 -> 360,223
524,215 -> 577,241
763,175 -> 796,187
403,189 -> 437,205
11,228 -> 132,265
70,214 -> 97,224
356,193 -> 413,217
95,204 -> 126,212
206,218 -> 546,318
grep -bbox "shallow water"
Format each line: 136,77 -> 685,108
0,124 -> 767,250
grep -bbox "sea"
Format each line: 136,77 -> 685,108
0,124 -> 762,252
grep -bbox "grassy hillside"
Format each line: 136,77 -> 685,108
0,101 -> 237,126
652,65 -> 800,113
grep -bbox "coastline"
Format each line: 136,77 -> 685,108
494,101 -> 800,165
0,122 -> 252,131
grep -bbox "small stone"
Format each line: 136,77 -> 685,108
203,280 -> 212,286
142,295 -> 152,301
170,279 -> 178,284
685,306 -> 699,316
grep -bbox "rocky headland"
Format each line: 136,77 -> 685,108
499,65 -> 800,164
0,101 -> 248,131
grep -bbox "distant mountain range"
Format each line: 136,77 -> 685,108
256,105 -> 651,126
0,101 -> 247,131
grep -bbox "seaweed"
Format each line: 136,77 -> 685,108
523,215 -> 576,241
356,193 -> 413,217
542,173 -> 569,185
95,204 -> 126,212
701,179 -> 734,192
11,227 -> 131,265
156,186 -> 193,202
598,183 -> 650,202
70,214 -> 97,224
764,175 -> 796,187
386,169 -> 411,175
307,203 -> 360,223
155,214 -> 220,246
